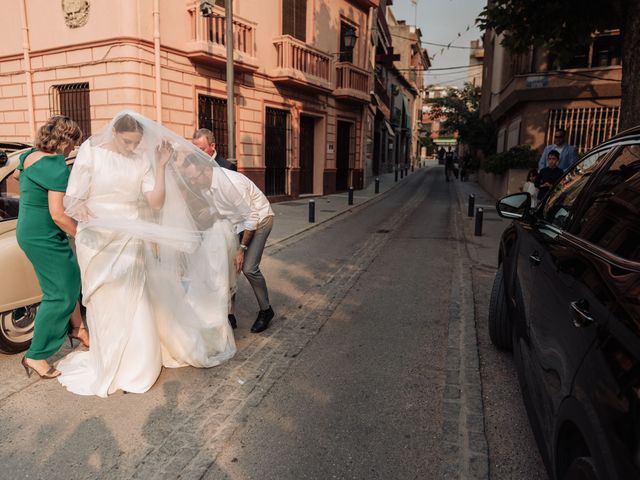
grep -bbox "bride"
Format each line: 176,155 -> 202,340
57,110 -> 248,397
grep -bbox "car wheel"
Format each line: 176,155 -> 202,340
0,304 -> 37,354
562,457 -> 600,480
488,264 -> 512,351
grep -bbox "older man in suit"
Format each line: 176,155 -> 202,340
538,129 -> 578,171
192,128 -> 237,171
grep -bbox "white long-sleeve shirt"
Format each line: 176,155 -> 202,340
207,168 -> 274,233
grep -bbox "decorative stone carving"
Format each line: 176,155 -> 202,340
62,0 -> 90,29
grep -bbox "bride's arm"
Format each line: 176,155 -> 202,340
144,142 -> 172,209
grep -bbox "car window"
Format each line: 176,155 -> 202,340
542,147 -> 612,229
0,173 -> 20,222
572,144 -> 640,262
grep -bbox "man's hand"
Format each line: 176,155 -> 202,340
234,249 -> 245,273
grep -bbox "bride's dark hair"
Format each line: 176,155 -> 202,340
113,114 -> 144,134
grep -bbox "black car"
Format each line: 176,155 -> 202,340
489,127 -> 640,480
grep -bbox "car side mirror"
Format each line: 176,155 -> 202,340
496,192 -> 531,220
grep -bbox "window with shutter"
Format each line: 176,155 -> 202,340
282,0 -> 306,42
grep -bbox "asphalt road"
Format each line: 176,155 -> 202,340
0,166 -> 547,479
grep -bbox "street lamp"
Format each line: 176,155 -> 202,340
343,28 -> 358,51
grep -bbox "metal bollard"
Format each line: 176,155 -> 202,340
308,199 -> 315,223
348,187 -> 354,205
411,165 -> 414,172
468,194 -> 475,217
405,167 -> 409,176
400,168 -> 404,179
395,169 -> 398,182
375,177 -> 380,194
474,207 -> 483,236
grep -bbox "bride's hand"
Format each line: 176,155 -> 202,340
155,141 -> 173,168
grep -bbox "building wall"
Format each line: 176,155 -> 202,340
0,0 -> 378,197
481,28 -> 622,156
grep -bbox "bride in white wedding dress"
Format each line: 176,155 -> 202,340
57,111 -> 250,397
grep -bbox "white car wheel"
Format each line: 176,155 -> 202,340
0,304 -> 37,353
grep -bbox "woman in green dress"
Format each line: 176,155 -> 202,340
16,116 -> 87,379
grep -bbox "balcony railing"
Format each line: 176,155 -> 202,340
271,35 -> 333,92
334,62 -> 371,103
186,5 -> 258,70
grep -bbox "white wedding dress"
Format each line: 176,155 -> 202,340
57,144 -> 237,397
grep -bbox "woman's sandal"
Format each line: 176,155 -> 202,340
68,326 -> 90,348
21,356 -> 60,379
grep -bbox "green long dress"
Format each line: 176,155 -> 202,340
16,148 -> 81,360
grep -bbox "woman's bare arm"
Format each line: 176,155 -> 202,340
48,190 -> 77,237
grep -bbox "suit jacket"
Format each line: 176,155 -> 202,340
538,143 -> 578,171
212,152 -> 237,171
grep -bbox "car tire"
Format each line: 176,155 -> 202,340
488,264 -> 512,351
0,305 -> 36,354
562,457 -> 600,480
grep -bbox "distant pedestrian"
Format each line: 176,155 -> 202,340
538,129 -> 578,171
192,128 -> 237,171
15,116 -> 87,379
521,168 -> 539,207
444,150 -> 455,182
535,150 -> 564,201
459,155 -> 469,181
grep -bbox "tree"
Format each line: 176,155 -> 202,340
477,0 -> 640,130
427,82 -> 496,157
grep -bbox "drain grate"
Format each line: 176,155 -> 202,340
376,229 -> 392,233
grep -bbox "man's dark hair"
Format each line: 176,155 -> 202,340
183,153 -> 212,170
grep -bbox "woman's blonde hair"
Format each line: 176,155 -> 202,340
34,115 -> 82,153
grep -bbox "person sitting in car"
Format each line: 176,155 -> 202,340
535,150 -> 564,202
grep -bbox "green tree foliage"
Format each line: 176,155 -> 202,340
483,145 -> 539,175
477,0 -> 640,129
477,0 -> 620,60
427,83 -> 496,156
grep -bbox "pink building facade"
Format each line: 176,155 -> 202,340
0,0 -> 379,198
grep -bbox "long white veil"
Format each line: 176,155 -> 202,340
63,110 -> 250,376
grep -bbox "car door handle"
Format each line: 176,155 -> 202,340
529,251 -> 541,266
570,299 -> 594,328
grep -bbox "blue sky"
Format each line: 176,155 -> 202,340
390,0 -> 487,87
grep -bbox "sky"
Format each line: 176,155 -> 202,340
389,0 -> 487,88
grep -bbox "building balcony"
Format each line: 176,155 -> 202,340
346,0 -> 380,9
186,5 -> 259,71
271,35 -> 333,93
488,66 -> 622,120
334,62 -> 371,103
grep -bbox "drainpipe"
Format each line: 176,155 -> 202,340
153,0 -> 162,124
225,0 -> 236,162
19,0 -> 35,138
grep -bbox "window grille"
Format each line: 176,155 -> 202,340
197,94 -> 228,158
49,82 -> 91,141
265,108 -> 289,196
547,107 -> 620,155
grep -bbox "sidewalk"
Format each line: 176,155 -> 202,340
451,177 -> 509,269
267,160 -> 438,247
